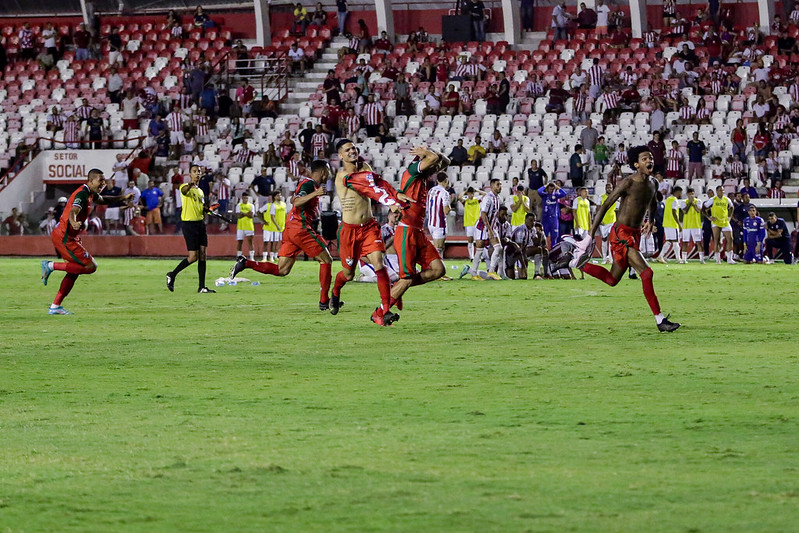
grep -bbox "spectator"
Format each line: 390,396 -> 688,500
74,23 -> 91,61
521,0 -> 535,32
42,22 -> 58,59
595,0 -> 611,38
752,123 -> 771,160
288,42 -> 307,76
586,58 -> 603,99
569,144 -> 585,188
188,65 -> 206,104
488,130 -> 506,154
39,208 -> 57,235
423,90 -> 441,116
497,71 -> 510,112
182,133 -> 198,157
86,108 -> 105,149
200,83 -> 218,117
551,1 -> 572,42
344,108 -> 362,139
362,94 -> 384,137
148,114 -> 166,139
765,212 -> 793,264
107,26 -> 123,65
373,30 -> 393,54
577,2 -> 597,30
292,3 -> 309,34
153,129 -> 170,167
647,131 -> 666,175
708,156 -> 724,180
336,0 -> 348,36
441,84 -> 460,116
140,179 -> 164,234
279,131 -> 296,162
467,0 -> 487,42
686,131 -> 706,183
356,19 -> 372,52
768,179 -> 786,199
546,81 -> 570,114
167,9 -> 181,26
730,118 -> 747,159
579,119 -> 599,154
194,6 -> 213,29
63,114 -> 81,149
311,125 -> 329,159
666,140 -> 684,180
18,23 -> 36,61
572,84 -> 589,124
107,67 -> 124,104
309,2 -> 328,27
467,135 -> 487,166
394,73 -> 411,116
47,106 -> 64,132
2,208 -> 23,235
740,178 -> 758,199
777,30 -> 796,55
459,85 -> 474,115
321,70 -> 342,106
525,73 -> 544,98
448,139 -> 469,167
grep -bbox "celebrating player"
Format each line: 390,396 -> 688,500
40,169 -> 132,314
166,164 -> 216,293
390,146 -> 450,311
469,178 -> 503,281
230,160 -> 335,309
573,146 -> 681,332
332,138 -> 411,326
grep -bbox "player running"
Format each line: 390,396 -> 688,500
333,138 -> 412,326
40,168 -> 132,314
389,146 -> 450,311
469,178 -> 503,281
230,160 -> 335,309
572,146 -> 681,332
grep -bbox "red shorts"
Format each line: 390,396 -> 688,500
609,223 -> 641,271
394,225 -> 441,279
278,222 -> 327,259
52,230 -> 94,267
337,220 -> 385,270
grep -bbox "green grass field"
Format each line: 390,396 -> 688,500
1,257 -> 798,532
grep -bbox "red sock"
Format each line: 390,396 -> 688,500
53,262 -> 94,275
582,262 -> 618,286
248,259 -> 279,275
375,268 -> 391,313
319,263 -> 331,303
332,270 -> 348,297
639,268 -> 661,315
54,273 -> 78,305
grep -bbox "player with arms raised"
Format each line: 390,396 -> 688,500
573,146 -> 681,332
390,146 -> 450,311
40,169 -> 132,314
230,160 -> 335,309
333,138 -> 412,326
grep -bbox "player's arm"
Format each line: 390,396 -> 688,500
642,190 -> 658,236
67,204 -> 82,230
95,191 -> 133,205
589,180 -> 628,237
672,205 -> 682,229
511,196 -> 522,213
292,182 -> 326,208
410,146 -> 441,172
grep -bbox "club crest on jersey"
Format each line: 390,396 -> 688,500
345,257 -> 354,266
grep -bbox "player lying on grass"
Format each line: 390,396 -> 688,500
571,146 -> 681,332
41,168 -> 133,315
230,160 -> 336,310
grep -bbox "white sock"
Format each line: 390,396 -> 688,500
262,251 -> 268,260
482,248 -> 490,261
661,242 -> 671,259
497,251 -> 507,277
489,246 -> 502,272
682,250 -> 687,262
50,303 -> 59,309
471,249 -> 483,274
533,254 -> 542,275
47,261 -> 54,270
655,313 -> 665,324
237,251 -> 243,257
699,250 -> 704,261
467,242 -> 475,260
249,250 -> 255,260
601,240 -> 609,260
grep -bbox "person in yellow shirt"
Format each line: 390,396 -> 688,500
235,192 -> 255,261
595,182 -> 619,264
680,186 -> 705,263
292,2 -> 309,34
510,185 -> 532,229
260,191 -> 287,261
702,185 -> 736,264
166,164 -> 215,293
459,186 -> 484,260
467,135 -> 487,166
657,186 -> 683,264
571,187 -> 595,239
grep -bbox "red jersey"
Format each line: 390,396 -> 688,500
397,159 -> 430,229
343,170 -> 402,208
287,177 -> 321,227
56,184 -> 96,239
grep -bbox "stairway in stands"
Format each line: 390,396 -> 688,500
282,37 -> 348,116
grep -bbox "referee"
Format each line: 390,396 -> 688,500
166,164 -> 216,293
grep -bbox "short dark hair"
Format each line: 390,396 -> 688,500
335,138 -> 353,152
673,186 -> 682,193
87,168 -> 103,179
517,185 -> 525,192
436,172 -> 448,183
498,205 -> 508,212
686,187 -> 695,193
489,178 -> 501,186
575,144 -> 583,151
310,159 -> 330,173
627,145 -> 650,171
768,211 -> 776,218
525,213 -> 535,219
466,186 -> 475,193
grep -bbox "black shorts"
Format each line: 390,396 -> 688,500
182,220 -> 208,251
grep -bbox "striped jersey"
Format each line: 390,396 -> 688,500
511,224 -> 533,247
311,132 -> 328,157
167,111 -> 183,132
64,119 -> 81,142
217,177 -> 230,200
426,184 -> 450,229
588,64 -> 602,86
194,114 -> 209,136
602,91 -> 619,110
475,191 -> 500,231
345,115 -> 361,136
362,102 -> 383,125
666,148 -> 683,173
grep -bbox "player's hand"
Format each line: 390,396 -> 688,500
313,187 -> 327,197
389,204 -> 401,213
124,193 -> 134,201
397,192 -> 415,203
710,216 -> 717,222
409,146 -> 431,157
70,219 -> 82,230
642,221 -> 653,236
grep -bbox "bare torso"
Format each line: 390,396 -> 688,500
614,174 -> 658,228
335,167 -> 374,224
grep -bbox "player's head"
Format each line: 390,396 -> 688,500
578,187 -> 588,198
673,185 -> 682,198
489,178 -> 502,194
516,185 -> 525,194
387,209 -> 399,225
768,211 -> 777,222
465,186 -> 475,197
336,138 -> 359,163
545,182 -> 555,193
686,187 -> 695,198
627,145 -> 653,174
189,164 -> 203,183
273,191 -> 283,202
716,185 -> 724,196
524,212 -> 535,228
748,205 -> 757,217
86,168 -> 106,194
605,182 -> 613,193
497,205 -> 508,222
242,191 -> 250,201
116,153 -> 125,162
432,151 -> 451,173
436,171 -> 449,188
310,159 -> 331,185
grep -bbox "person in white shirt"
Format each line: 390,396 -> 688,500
288,43 -> 306,75
42,22 -> 57,56
424,91 -> 441,116
595,0 -> 611,37
112,154 -> 128,185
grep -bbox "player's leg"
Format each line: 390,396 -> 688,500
197,244 -> 214,292
471,236 -> 486,277
487,236 -> 503,279
45,246 -> 97,313
693,230 -> 705,263
365,249 -> 392,315
466,226 -> 475,260
628,247 -> 680,331
712,226 -> 722,263
236,233 -> 244,256
168,222 -> 202,291
723,230 -> 736,263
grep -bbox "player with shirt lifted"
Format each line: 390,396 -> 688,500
333,139 -> 412,326
40,169 -> 133,314
573,146 -> 681,332
390,146 -> 450,311
230,160 -> 335,309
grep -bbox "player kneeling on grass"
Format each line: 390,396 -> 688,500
231,160 -> 336,310
41,169 -> 133,314
570,146 -> 681,332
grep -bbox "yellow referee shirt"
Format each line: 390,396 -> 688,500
181,186 -> 205,221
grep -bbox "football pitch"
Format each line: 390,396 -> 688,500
1,257 -> 798,532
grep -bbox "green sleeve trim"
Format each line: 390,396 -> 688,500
298,181 -> 316,196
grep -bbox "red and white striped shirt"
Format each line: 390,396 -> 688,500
362,102 -> 383,126
679,104 -> 695,121
426,184 -> 450,228
588,64 -> 602,87
791,9 -> 799,24
345,115 -> 361,136
454,62 -> 472,78
696,106 -> 711,121
19,28 -> 34,48
288,158 -> 301,178
574,91 -> 588,113
789,82 -> 799,104
525,80 -> 544,97
643,30 -> 656,46
475,191 -> 500,231
167,111 -> 183,132
774,113 -> 790,130
235,148 -> 252,164
77,105 -> 93,120
217,177 -> 230,200
194,114 -> 209,137
460,92 -> 473,108
179,92 -> 193,109
48,113 -> 64,129
64,119 -> 81,142
349,36 -> 361,49
613,149 -> 628,166
729,160 -> 744,178
768,187 -> 786,199
711,79 -> 724,94
311,132 -> 328,158
620,71 -> 637,85
602,91 -> 619,110
666,149 -> 682,173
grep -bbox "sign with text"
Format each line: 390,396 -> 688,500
42,150 -> 130,184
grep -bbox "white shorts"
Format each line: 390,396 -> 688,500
237,229 -> 254,240
574,227 -> 589,239
664,227 -> 679,241
474,223 -> 498,243
263,230 -> 283,242
600,223 -> 613,239
105,207 -> 120,221
428,225 -> 446,240
640,234 -> 656,256
170,131 -> 185,145
155,156 -> 168,167
465,225 -> 475,238
682,228 -> 702,243
358,255 -> 400,283
722,225 -> 732,233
